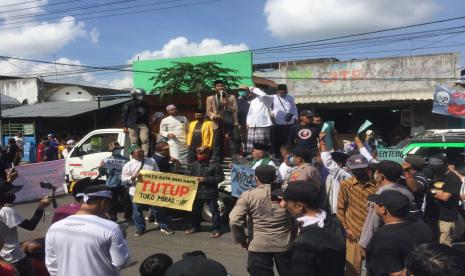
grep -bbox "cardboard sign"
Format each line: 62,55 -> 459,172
321,121 -> 335,150
14,160 -> 66,203
133,170 -> 198,211
231,164 -> 256,197
358,120 -> 372,134
103,158 -> 127,170
377,148 -> 404,164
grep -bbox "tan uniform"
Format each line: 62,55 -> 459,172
288,163 -> 322,188
229,184 -> 293,252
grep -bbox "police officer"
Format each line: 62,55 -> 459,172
229,165 -> 293,276
121,88 -> 150,156
288,146 -> 321,188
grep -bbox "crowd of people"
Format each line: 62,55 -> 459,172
1,80 -> 465,276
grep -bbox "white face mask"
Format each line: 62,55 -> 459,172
136,95 -> 144,101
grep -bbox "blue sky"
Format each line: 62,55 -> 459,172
0,0 -> 464,88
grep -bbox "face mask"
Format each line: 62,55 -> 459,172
197,155 -> 208,161
136,95 -> 144,101
238,91 -> 247,97
288,156 -> 295,166
112,149 -> 121,155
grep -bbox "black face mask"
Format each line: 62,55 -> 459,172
352,169 -> 369,183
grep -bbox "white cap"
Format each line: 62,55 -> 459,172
366,130 -> 374,136
66,139 -> 75,145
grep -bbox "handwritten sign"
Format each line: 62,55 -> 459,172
377,148 -> 404,164
231,164 -> 256,197
133,170 -> 198,211
14,160 -> 65,203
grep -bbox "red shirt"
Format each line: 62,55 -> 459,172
0,261 -> 17,276
37,143 -> 46,162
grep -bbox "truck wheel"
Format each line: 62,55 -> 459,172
201,192 -> 235,223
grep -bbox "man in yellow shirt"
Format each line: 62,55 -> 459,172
187,110 -> 214,162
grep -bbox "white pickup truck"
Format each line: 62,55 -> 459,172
64,128 -> 234,221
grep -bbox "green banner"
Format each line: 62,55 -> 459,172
377,148 -> 404,164
133,51 -> 253,92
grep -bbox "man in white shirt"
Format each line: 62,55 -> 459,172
14,132 -> 25,160
0,171 -> 51,275
121,145 -> 161,236
45,184 -> 130,276
241,85 -> 274,154
159,104 -> 189,165
272,84 -> 298,156
61,140 -> 75,159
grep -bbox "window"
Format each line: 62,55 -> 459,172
72,133 -> 118,157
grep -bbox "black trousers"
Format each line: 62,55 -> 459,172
212,121 -> 224,162
13,257 -> 32,276
247,251 -> 292,276
108,186 -> 132,221
273,125 -> 292,156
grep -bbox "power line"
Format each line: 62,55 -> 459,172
0,0 -> 46,9
0,54 -> 459,81
0,0 -> 86,13
3,0 -> 138,21
250,15 -> 465,53
0,0 -> 220,30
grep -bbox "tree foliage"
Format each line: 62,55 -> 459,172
150,61 -> 242,107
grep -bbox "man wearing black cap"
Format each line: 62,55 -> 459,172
45,185 -> 130,276
366,190 -> 432,276
287,109 -> 321,158
336,154 -> 377,276
186,146 -> 224,238
424,155 -> 462,246
272,84 -> 298,156
250,143 -> 276,169
230,165 -> 293,276
319,132 -> 352,215
187,109 -> 214,163
399,155 -> 430,219
281,180 -> 345,276
0,175 -> 51,275
99,141 -> 131,222
288,146 -> 321,188
206,80 -> 238,161
359,160 -> 414,250
165,252 -> 228,276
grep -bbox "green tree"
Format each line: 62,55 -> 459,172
150,61 -> 242,108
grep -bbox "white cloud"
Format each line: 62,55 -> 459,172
0,0 -> 98,56
89,28 -> 100,44
264,0 -> 439,40
108,75 -> 133,89
129,37 -> 249,62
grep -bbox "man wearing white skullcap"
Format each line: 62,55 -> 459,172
159,105 -> 189,164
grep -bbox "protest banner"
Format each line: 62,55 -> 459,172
377,148 -> 404,164
133,170 -> 198,211
231,164 -> 256,197
433,85 -> 465,119
14,159 -> 66,203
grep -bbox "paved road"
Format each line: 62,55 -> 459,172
15,196 -> 249,276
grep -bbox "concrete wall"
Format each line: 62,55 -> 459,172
254,53 -> 461,104
0,78 -> 39,104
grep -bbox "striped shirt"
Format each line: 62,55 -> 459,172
337,177 -> 377,239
